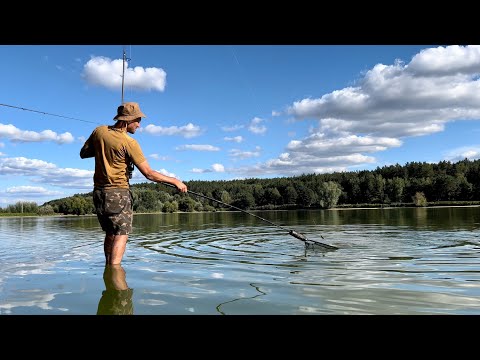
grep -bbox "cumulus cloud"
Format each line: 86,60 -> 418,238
82,56 -> 167,92
287,45 -> 480,139
175,144 -> 220,151
286,133 -> 402,156
149,154 -> 172,161
224,136 -> 243,143
129,167 -> 177,182
0,124 -> 74,144
142,123 -> 202,138
230,131 -> 401,177
248,117 -> 267,134
191,163 -> 225,173
221,124 -> 244,132
212,163 -> 225,172
5,186 -> 62,196
0,157 -> 93,190
232,152 -> 375,177
229,146 -> 261,160
444,146 -> 480,162
227,45 -> 480,178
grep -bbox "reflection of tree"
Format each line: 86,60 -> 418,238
97,264 -> 134,315
216,283 -> 266,315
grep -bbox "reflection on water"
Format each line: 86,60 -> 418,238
97,265 -> 134,315
1,207 -> 480,314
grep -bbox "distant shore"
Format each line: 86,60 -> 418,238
2,203 -> 480,218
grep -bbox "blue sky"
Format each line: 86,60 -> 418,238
1,44 -> 480,207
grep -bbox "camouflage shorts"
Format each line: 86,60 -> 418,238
93,188 -> 133,235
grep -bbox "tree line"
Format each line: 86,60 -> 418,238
3,158 -> 480,216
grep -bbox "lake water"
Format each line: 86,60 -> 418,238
1,207 -> 479,315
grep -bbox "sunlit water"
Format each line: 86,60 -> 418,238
1,207 -> 480,315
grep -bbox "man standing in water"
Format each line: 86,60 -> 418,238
80,102 -> 188,264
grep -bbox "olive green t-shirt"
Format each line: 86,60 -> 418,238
82,125 -> 146,189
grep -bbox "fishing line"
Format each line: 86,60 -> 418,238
160,182 -> 338,250
0,103 -> 100,124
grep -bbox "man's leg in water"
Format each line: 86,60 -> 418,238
104,234 -> 128,265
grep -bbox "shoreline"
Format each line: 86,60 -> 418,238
2,204 -> 480,218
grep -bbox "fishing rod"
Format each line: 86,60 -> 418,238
161,182 -> 338,251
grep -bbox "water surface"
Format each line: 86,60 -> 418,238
1,207 -> 479,314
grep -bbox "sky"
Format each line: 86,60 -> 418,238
1,44 -> 480,207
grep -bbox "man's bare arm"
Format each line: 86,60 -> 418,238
136,160 -> 188,192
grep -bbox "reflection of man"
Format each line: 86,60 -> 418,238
97,264 -> 133,315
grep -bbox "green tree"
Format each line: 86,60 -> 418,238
284,185 -> 298,205
220,190 -> 232,206
252,184 -> 266,206
432,174 -> 459,201
265,187 -> 282,205
162,200 -> 178,213
295,184 -> 316,207
413,192 -> 427,206
386,177 -> 405,203
318,181 -> 342,209
178,196 -> 197,212
232,191 -> 255,210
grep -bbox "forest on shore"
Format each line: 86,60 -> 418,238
2,158 -> 480,216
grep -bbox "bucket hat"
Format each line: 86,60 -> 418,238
113,102 -> 147,121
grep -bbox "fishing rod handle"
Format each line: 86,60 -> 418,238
289,230 -> 308,241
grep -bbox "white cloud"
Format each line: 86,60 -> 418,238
82,56 -> 167,92
407,45 -> 480,76
157,168 -> 177,178
444,146 -> 480,162
129,167 -> 177,182
142,123 -> 202,138
5,186 -> 60,194
288,45 -> 480,139
228,130 -> 402,177
219,45 -> 480,177
286,133 -> 402,156
2,186 -> 63,200
232,152 -> 375,177
221,124 -> 244,132
190,163 -> 225,173
224,136 -> 243,143
229,146 -> 261,160
0,157 -> 93,190
248,117 -> 267,134
175,144 -> 220,151
149,154 -> 172,161
0,124 -> 74,144
211,163 -> 225,172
